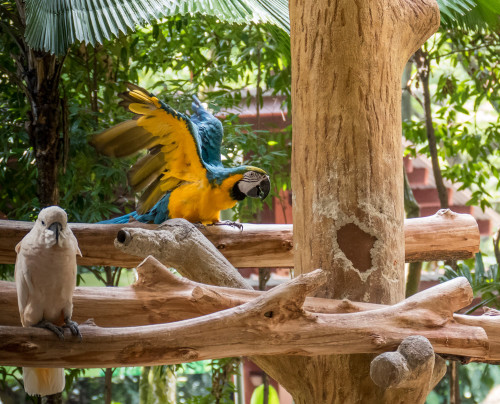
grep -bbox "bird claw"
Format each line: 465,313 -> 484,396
64,318 -> 82,341
193,222 -> 207,230
33,320 -> 65,341
209,220 -> 244,231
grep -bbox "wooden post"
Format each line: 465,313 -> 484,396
263,0 -> 441,402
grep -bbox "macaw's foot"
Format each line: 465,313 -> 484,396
33,319 -> 65,340
193,222 -> 207,230
64,317 -> 82,341
209,220 -> 243,231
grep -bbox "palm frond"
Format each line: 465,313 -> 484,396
438,0 -> 500,30
437,0 -> 476,26
24,0 -> 289,55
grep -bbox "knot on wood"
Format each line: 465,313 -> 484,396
370,333 -> 386,347
176,348 -> 199,361
370,335 -> 440,390
338,299 -> 363,313
436,209 -> 455,218
116,230 -> 130,245
191,286 -> 223,305
81,318 -> 97,327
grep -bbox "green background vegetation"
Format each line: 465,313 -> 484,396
2,0 -> 500,402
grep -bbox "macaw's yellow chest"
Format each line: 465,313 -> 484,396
167,174 -> 243,224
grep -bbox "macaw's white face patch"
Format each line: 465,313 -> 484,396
238,171 -> 271,199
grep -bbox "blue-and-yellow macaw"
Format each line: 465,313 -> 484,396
92,83 -> 270,225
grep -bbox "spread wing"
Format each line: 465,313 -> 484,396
191,96 -> 224,167
91,83 -> 208,214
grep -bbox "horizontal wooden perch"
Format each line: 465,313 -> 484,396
0,256 -> 498,368
0,209 -> 480,268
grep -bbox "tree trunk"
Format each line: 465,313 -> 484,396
414,48 -> 449,210
104,368 -> 113,404
24,50 -> 65,207
11,3 -> 65,208
268,0 -> 440,402
404,166 -> 423,297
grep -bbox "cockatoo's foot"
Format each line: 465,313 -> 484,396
210,220 -> 243,231
64,317 -> 82,341
33,319 -> 65,340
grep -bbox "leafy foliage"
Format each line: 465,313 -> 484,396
181,358 -> 240,404
438,0 -> 500,30
429,362 -> 500,403
440,253 -> 500,313
435,252 -> 500,403
404,30 -> 500,210
0,12 -> 290,401
24,0 -> 289,54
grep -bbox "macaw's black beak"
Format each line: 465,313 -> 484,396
259,176 -> 271,200
246,176 -> 271,200
48,222 -> 62,242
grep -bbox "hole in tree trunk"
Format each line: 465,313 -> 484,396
337,223 -> 377,272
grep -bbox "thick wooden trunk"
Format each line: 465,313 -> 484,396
268,0 -> 441,402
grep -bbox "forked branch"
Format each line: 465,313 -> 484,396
0,257 -> 493,368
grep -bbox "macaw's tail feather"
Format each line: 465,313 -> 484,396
98,206 -> 168,224
98,212 -> 137,224
23,367 -> 65,396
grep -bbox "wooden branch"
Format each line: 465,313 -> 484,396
3,256 -> 499,364
0,256 -> 372,328
370,336 -> 447,404
116,219 -> 252,289
0,210 -> 479,268
0,256 -> 495,368
404,209 -> 479,262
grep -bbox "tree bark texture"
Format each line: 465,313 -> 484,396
285,0 -> 441,402
11,3 -> 65,207
25,51 -> 65,207
0,210 -> 479,268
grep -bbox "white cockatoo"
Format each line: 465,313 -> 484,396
15,206 -> 82,396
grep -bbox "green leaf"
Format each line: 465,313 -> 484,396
438,0 -> 500,29
24,0 -> 290,55
475,252 -> 485,280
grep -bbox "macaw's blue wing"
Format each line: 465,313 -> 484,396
191,95 -> 224,167
91,83 -> 209,214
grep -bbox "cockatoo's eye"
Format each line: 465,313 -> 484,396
41,221 -> 45,226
